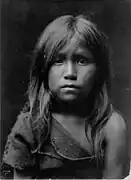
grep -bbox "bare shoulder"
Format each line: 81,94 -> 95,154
103,111 -> 130,178
104,111 -> 127,140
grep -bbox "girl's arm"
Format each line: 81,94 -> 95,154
103,112 -> 130,179
14,169 -> 34,179
2,111 -> 37,179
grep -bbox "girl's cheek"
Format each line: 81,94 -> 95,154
81,65 -> 96,79
82,67 -> 96,89
48,67 -> 61,89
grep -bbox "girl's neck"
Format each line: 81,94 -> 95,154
51,99 -> 92,125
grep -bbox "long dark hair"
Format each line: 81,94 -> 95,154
27,14 -> 112,162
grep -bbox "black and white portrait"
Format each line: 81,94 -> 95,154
1,0 -> 131,179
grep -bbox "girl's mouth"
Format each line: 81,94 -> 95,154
61,84 -> 80,89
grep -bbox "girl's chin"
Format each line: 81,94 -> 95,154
51,92 -> 88,104
57,95 -> 83,104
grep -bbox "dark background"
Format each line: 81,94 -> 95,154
1,0 -> 131,158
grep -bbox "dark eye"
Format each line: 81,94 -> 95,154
77,57 -> 90,65
54,59 -> 64,65
54,54 -> 65,65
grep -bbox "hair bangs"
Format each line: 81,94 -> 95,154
75,17 -> 101,50
35,16 -> 75,69
45,30 -> 74,67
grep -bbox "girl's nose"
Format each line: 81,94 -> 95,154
64,61 -> 77,80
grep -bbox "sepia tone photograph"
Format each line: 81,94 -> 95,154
1,0 -> 131,179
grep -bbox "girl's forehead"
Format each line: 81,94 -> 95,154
58,35 -> 93,58
58,34 -> 86,53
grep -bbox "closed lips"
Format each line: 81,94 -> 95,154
61,85 -> 80,89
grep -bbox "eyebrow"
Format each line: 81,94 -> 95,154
75,48 -> 94,59
57,51 -> 93,58
56,53 -> 66,59
74,53 -> 93,59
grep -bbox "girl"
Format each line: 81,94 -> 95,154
2,14 -> 130,179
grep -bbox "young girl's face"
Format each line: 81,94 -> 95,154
48,35 -> 97,103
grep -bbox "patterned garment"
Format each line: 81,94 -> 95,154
1,111 -> 104,179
